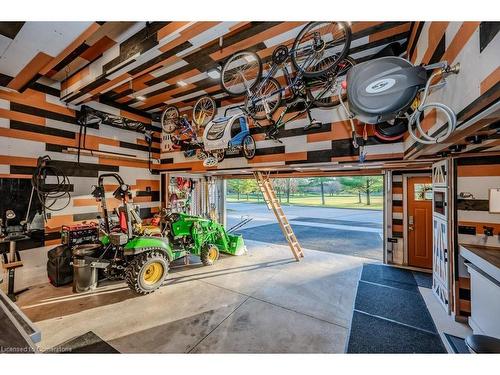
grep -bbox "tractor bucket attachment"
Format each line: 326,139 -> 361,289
222,233 -> 247,255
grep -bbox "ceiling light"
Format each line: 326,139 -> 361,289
207,68 -> 221,79
177,80 -> 187,87
136,95 -> 146,101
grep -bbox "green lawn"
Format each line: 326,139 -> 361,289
227,194 -> 383,210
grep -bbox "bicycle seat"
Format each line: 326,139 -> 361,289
465,335 -> 500,353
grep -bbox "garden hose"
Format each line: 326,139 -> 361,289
31,155 -> 71,217
407,70 -> 457,144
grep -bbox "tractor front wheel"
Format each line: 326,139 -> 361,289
201,244 -> 219,266
125,250 -> 169,295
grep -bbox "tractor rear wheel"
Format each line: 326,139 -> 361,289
125,249 -> 169,295
201,244 -> 220,266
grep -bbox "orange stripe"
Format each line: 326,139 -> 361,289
369,23 -> 411,43
406,22 -> 421,56
80,36 -> 116,61
248,152 -> 307,164
480,67 -> 500,95
393,186 -> 403,194
41,22 -> 101,76
73,198 -> 98,207
0,155 -> 38,167
157,22 -> 192,41
393,224 -> 404,232
210,22 -> 306,61
7,52 -> 54,91
0,89 -> 75,117
88,73 -> 131,96
421,22 -> 449,64
61,65 -> 90,92
458,164 -> 500,177
393,206 -> 403,213
441,22 -> 480,65
351,22 -> 384,34
0,108 -> 46,126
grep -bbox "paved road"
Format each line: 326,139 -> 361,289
227,202 -> 383,261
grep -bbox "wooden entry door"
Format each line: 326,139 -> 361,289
407,176 -> 433,269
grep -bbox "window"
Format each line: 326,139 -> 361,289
230,117 -> 243,138
414,183 -> 432,200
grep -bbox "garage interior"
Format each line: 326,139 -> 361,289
0,18 -> 499,357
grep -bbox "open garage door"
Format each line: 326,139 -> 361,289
226,173 -> 384,261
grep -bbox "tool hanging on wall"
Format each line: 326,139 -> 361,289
31,155 -> 71,220
344,57 -> 460,145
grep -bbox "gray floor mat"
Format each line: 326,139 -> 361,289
54,331 -> 120,353
347,311 -> 446,353
355,281 -> 437,333
360,263 -> 418,291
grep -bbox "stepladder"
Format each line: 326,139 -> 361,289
254,171 -> 304,261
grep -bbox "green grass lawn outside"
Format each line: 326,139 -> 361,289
227,194 -> 383,210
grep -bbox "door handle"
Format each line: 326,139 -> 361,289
409,225 -> 414,231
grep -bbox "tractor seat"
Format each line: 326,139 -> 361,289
465,335 -> 500,353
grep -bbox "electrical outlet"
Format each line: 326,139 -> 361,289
46,212 -> 51,219
146,186 -> 151,192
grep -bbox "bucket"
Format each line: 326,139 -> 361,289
72,244 -> 101,293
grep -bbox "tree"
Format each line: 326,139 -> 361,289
228,179 -> 244,200
307,177 -> 327,205
326,179 -> 342,196
339,176 -> 383,205
240,179 -> 258,200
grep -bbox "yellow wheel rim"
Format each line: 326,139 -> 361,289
143,262 -> 164,285
208,247 -> 218,261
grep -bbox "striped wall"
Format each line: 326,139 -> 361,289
0,79 -> 161,248
404,21 -> 500,159
390,173 -> 404,264
454,155 -> 500,317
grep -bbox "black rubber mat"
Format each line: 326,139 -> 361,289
360,263 -> 418,291
347,263 -> 445,353
236,223 -> 382,260
291,217 -> 382,228
444,333 -> 470,354
347,311 -> 446,353
412,271 -> 433,289
55,331 -> 119,353
355,281 -> 437,332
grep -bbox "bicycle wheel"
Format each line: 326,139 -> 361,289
221,51 -> 262,96
244,77 -> 282,120
291,22 -> 351,78
193,96 -> 216,128
306,56 -> 356,108
161,106 -> 180,134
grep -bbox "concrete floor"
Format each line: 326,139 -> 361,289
228,202 -> 383,260
16,240 -> 369,353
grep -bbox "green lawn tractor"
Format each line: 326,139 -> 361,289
73,173 -> 245,295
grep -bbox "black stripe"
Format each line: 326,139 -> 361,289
0,73 -> 13,87
479,22 -> 500,53
351,22 -> 409,41
457,155 -> 500,165
428,34 -> 446,65
161,167 -> 193,172
145,64 -> 194,86
393,182 -> 403,188
255,145 -> 285,156
459,288 -> 471,300
102,22 -> 170,73
392,219 -> 403,225
0,22 -> 25,39
46,143 -> 68,153
408,22 -> 424,59
10,102 -> 77,125
10,120 -> 75,139
393,200 -> 403,207
128,41 -> 193,77
393,232 -> 403,238
119,140 -> 160,154
136,191 -> 160,201
160,158 -> 173,164
456,199 -> 489,211
51,43 -> 90,73
28,81 -> 61,97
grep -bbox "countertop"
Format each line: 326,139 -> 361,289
460,244 -> 500,283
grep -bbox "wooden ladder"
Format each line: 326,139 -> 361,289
254,171 -> 304,261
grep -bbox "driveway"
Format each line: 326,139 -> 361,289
228,202 -> 383,261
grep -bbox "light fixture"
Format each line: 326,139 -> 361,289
136,95 -> 146,101
207,68 -> 221,79
177,80 -> 187,87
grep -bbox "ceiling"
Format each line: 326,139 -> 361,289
0,21 -> 412,117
